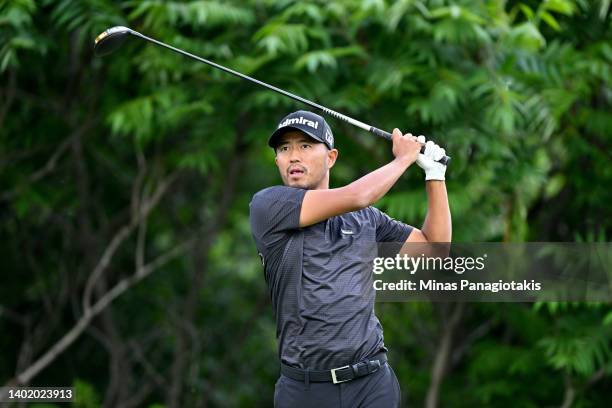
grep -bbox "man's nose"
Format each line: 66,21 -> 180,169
288,148 -> 301,162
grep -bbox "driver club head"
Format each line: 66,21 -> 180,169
94,26 -> 133,56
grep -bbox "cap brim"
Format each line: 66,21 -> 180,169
268,126 -> 324,148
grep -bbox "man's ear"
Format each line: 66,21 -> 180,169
327,148 -> 338,168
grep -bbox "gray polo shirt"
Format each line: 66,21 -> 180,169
249,185 -> 413,370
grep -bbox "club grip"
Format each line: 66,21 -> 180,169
370,127 -> 451,166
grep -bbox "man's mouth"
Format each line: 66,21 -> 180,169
288,167 -> 306,177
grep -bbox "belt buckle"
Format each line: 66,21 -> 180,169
330,365 -> 351,384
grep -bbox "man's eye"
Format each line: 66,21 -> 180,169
302,144 -> 311,148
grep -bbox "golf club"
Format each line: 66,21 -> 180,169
94,26 -> 450,165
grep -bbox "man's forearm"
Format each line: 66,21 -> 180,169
348,158 -> 412,207
421,181 -> 452,242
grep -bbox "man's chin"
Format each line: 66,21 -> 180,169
285,179 -> 313,190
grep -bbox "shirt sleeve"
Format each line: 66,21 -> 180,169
249,185 -> 307,248
371,206 -> 414,242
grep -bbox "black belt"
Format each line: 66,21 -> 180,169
280,352 -> 387,384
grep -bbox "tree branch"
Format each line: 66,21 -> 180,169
425,302 -> 465,408
0,130 -> 86,202
127,339 -> 167,389
451,318 -> 495,368
560,372 -> 575,408
0,305 -> 27,326
82,171 -> 179,313
0,237 -> 194,395
0,68 -> 17,129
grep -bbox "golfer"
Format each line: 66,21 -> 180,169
250,110 -> 451,407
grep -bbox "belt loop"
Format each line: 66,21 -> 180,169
304,368 -> 310,390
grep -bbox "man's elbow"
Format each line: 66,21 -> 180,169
407,229 -> 451,257
344,184 -> 372,210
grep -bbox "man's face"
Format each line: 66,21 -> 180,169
274,131 -> 338,190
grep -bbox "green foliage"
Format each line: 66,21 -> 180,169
1,0 -> 611,407
129,0 -> 255,30
535,303 -> 612,376
0,0 -> 45,72
294,45 -> 367,73
73,379 -> 100,408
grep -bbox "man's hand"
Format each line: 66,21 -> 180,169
392,129 -> 422,166
416,135 -> 447,181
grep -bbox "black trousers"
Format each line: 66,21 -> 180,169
274,363 -> 402,408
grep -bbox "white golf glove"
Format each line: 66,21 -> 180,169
416,135 -> 447,181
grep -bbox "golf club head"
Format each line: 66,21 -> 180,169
94,26 -> 132,56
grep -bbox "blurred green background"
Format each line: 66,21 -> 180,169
1,0 -> 611,406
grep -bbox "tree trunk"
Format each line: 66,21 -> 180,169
167,114 -> 250,408
425,302 -> 465,408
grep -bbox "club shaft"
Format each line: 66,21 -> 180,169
127,29 -> 450,165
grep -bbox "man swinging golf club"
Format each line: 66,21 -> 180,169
93,25 -> 452,407
249,110 -> 452,407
